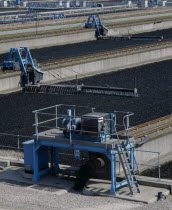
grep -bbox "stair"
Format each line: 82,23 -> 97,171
116,142 -> 140,195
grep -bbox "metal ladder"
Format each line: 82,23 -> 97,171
116,141 -> 140,195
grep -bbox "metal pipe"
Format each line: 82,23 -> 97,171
0,132 -> 31,138
33,118 -> 56,126
0,145 -> 23,150
135,149 -> 160,154
35,111 -> 38,140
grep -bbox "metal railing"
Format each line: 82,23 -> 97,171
0,132 -> 32,160
134,149 -> 161,179
32,104 -> 135,149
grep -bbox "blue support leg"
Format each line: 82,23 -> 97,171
32,141 -> 40,182
54,147 -> 60,175
154,0 -> 158,5
110,153 -> 116,194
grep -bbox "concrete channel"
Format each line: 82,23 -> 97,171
1,42 -> 172,92
0,18 -> 172,53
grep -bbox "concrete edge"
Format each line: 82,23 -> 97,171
83,187 -> 170,204
136,176 -> 172,194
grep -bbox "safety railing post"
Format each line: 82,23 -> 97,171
73,105 -> 76,118
35,111 -> 38,140
158,152 -> 161,180
105,133 -> 107,149
91,107 -> 95,112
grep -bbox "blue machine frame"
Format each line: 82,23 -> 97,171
85,14 -> 108,39
29,104 -> 137,194
2,47 -> 43,86
85,15 -> 103,28
32,139 -> 135,194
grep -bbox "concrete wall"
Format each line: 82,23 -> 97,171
0,30 -> 95,54
1,44 -> 172,92
1,19 -> 172,53
118,20 -> 172,35
42,45 -> 172,82
0,74 -> 20,92
135,130 -> 172,164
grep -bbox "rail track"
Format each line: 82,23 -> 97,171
40,40 -> 172,68
118,114 -> 172,140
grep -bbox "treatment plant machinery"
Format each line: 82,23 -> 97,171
1,47 -> 138,97
1,47 -> 43,87
85,15 -> 164,41
23,104 -> 140,195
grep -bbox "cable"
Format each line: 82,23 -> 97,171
46,70 -> 61,83
63,66 -> 111,87
47,69 -> 73,84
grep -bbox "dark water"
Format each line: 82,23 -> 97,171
142,161 -> 172,179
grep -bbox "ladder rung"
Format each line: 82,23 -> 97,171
130,180 -> 138,184
126,174 -> 135,177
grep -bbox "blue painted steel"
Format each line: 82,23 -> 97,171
32,140 -> 40,182
2,47 -> 43,85
16,0 -> 20,5
116,180 -> 128,189
154,0 -> 158,5
39,168 -> 51,177
85,15 -> 103,28
110,154 -> 116,194
30,137 -> 135,194
37,140 -> 110,154
64,132 -> 110,142
85,14 -> 109,38
54,147 -> 60,175
23,140 -> 49,174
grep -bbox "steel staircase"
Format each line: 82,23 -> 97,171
116,142 -> 140,195
114,112 -> 140,195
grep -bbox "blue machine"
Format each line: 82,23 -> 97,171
86,14 -> 163,40
85,15 -> 108,39
85,15 -> 103,28
2,47 -> 43,87
25,104 -> 140,195
62,111 -> 115,142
